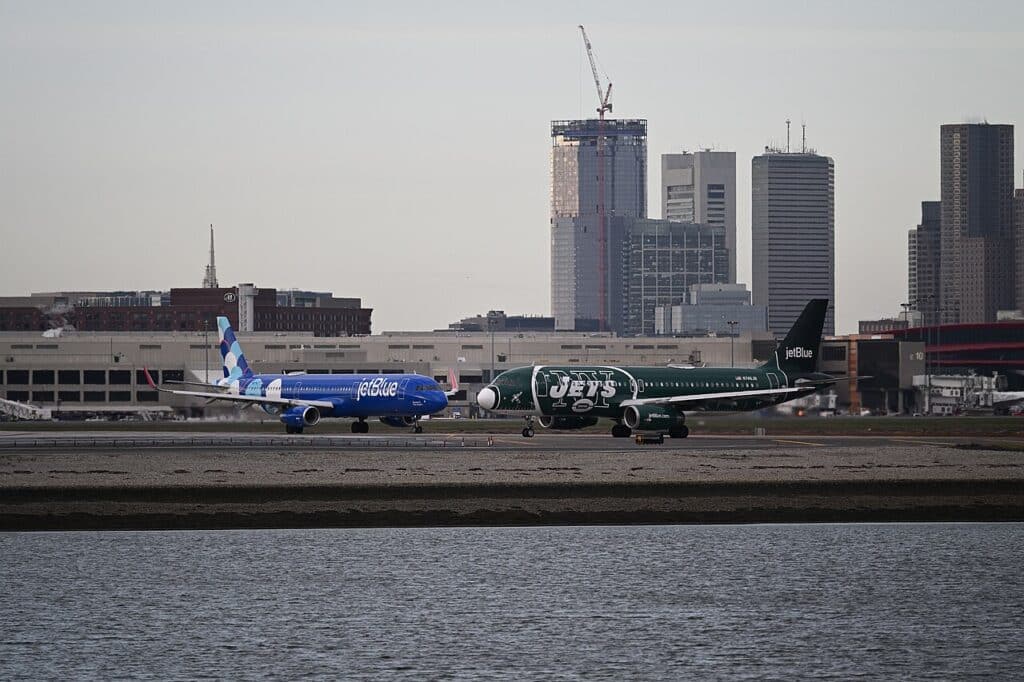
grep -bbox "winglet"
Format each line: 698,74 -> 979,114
143,367 -> 158,389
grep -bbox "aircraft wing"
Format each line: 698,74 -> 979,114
794,375 -> 868,386
993,391 -> 1024,407
164,379 -> 234,391
621,386 -> 805,409
143,369 -> 333,409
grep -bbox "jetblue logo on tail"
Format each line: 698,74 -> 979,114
785,347 -> 814,360
216,316 -> 252,385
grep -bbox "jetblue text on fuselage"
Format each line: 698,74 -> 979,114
356,377 -> 400,400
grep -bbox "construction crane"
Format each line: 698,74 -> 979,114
579,24 -> 612,331
579,24 -> 612,117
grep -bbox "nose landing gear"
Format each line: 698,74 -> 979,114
521,416 -> 535,438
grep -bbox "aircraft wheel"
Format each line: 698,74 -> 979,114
611,424 -> 632,438
413,425 -> 423,434
350,422 -> 361,434
669,425 -> 689,438
285,425 -> 294,435
522,427 -> 535,438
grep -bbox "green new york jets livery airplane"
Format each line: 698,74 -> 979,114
476,299 -> 837,439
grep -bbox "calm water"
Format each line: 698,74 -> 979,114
2,524 -> 1022,680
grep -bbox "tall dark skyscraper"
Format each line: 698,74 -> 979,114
939,123 -> 1015,323
1015,186 -> 1024,312
751,150 -> 835,337
551,119 -> 647,331
908,201 -> 941,325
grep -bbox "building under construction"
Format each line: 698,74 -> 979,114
551,118 -> 647,332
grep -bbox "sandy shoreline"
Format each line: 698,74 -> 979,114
3,443 -> 1023,529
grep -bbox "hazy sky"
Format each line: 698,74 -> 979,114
2,1 -> 1022,333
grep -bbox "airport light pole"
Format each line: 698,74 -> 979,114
725,319 -> 738,367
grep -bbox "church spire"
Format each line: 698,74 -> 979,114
202,224 -> 219,288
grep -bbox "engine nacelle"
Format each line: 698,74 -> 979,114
379,416 -> 418,428
538,415 -> 599,430
623,404 -> 684,432
280,406 -> 321,428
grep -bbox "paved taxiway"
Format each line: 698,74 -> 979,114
2,430 -> 1022,529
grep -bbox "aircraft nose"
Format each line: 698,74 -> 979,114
477,386 -> 497,410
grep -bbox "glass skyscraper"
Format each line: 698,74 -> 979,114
610,218 -> 729,336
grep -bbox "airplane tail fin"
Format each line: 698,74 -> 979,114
445,368 -> 460,397
762,299 -> 829,375
217,316 -> 253,384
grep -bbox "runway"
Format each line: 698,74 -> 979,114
2,430 -> 1022,530
0,429 -> 994,452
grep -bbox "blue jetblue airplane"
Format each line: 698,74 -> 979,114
145,317 -> 451,434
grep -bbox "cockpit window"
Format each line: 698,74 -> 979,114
494,373 -> 519,387
415,382 -> 441,392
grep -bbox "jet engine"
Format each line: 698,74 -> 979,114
280,405 -> 321,428
622,404 -> 684,432
379,416 -> 419,428
538,415 -> 599,430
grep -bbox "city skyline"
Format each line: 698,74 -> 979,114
2,2 -> 1023,333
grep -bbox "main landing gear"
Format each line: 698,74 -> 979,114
611,423 -> 631,438
521,416 -> 535,438
668,413 -> 689,439
412,423 -> 423,434
610,417 -> 687,439
351,418 -> 369,434
285,425 -> 303,435
669,424 -> 690,438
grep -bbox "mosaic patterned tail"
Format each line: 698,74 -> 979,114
217,316 -> 253,384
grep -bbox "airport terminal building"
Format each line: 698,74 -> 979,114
0,328 -> 767,419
